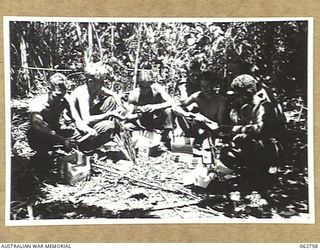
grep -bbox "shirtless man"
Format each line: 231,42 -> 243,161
177,61 -> 202,100
27,73 -> 77,153
125,69 -> 175,147
175,71 -> 227,147
68,62 -> 122,151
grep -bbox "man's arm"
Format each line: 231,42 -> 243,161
232,104 -> 265,134
179,91 -> 199,107
177,83 -> 188,101
67,87 -> 98,135
139,84 -> 174,113
30,112 -> 63,142
173,92 -> 199,117
123,90 -> 142,121
217,97 -> 227,125
150,83 -> 175,110
101,86 -> 123,108
30,112 -> 76,149
70,85 -> 122,125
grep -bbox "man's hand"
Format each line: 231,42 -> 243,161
172,105 -> 192,118
232,125 -> 242,133
205,121 -> 219,131
233,133 -> 248,142
140,104 -> 157,113
192,113 -> 206,122
106,110 -> 126,121
190,113 -> 219,130
85,127 -> 98,137
192,113 -> 211,124
63,138 -> 78,151
76,121 -> 98,137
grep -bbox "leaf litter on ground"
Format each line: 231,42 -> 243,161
9,97 -> 311,220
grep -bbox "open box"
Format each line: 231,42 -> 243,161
59,150 -> 91,185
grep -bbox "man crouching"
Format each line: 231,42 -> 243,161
27,73 -> 77,154
125,69 -> 175,149
68,61 -> 122,152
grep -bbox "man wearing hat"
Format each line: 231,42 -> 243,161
125,69 -> 175,149
220,74 -> 286,189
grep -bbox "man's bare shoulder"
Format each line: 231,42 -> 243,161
71,84 -> 89,99
192,91 -> 202,100
29,94 -> 49,113
151,83 -> 164,93
128,88 -> 140,104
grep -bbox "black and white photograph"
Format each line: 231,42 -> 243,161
4,17 -> 314,225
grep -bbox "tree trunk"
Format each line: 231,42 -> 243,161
265,22 -> 275,78
85,22 -> 94,65
20,35 -> 30,93
133,24 -> 142,89
111,24 -> 114,57
92,23 -> 103,61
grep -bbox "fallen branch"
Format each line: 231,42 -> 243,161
10,201 -> 29,211
108,200 -> 201,214
159,192 -> 184,218
92,163 -> 198,199
196,206 -> 220,216
21,66 -> 77,72
150,200 -> 200,211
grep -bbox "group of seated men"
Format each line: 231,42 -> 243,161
27,60 -> 286,181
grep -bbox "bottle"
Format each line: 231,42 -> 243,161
202,148 -> 212,165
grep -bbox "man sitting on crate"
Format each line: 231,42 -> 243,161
68,61 -> 123,152
174,71 -> 228,149
219,74 -> 286,189
27,73 -> 77,154
124,69 -> 175,150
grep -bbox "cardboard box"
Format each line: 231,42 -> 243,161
60,151 -> 91,185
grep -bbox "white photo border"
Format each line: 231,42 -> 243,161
3,16 -> 315,226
